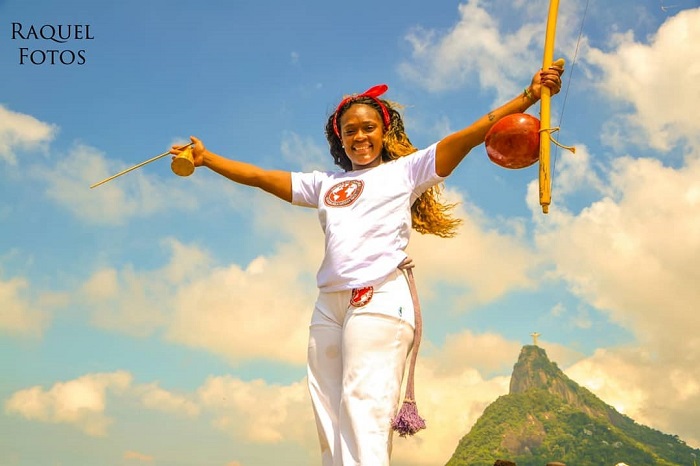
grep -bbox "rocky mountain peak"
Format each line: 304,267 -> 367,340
509,345 -> 559,394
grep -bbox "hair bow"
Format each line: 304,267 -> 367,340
332,84 -> 391,138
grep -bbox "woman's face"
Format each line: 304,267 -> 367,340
338,104 -> 385,170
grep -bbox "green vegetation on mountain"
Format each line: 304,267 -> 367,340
445,346 -> 699,466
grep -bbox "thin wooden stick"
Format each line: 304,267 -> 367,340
90,142 -> 193,189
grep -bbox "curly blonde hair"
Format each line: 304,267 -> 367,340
325,96 -> 461,238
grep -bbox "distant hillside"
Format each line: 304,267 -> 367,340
445,345 -> 699,466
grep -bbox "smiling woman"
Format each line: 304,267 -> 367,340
323,84 -> 461,238
337,105 -> 386,170
169,65 -> 563,465
4,1 -> 699,465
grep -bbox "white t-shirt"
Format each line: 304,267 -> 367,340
291,143 -> 444,292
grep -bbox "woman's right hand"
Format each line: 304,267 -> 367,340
171,136 -> 207,167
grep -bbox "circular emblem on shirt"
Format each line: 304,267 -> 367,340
324,180 -> 364,207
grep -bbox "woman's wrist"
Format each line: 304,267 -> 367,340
523,86 -> 537,103
200,149 -> 214,168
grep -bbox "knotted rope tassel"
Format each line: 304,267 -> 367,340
391,258 -> 426,437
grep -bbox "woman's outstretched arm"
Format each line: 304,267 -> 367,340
171,136 -> 292,202
434,62 -> 564,177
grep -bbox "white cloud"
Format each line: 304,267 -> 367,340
166,246 -> 318,365
134,382 -> 200,417
537,154 -> 700,347
0,275 -> 51,337
585,7 -> 700,151
80,238 -> 211,337
397,0 -> 545,100
528,89 -> 700,449
0,105 -> 57,165
82,268 -> 119,300
74,198 -> 322,364
189,331 -> 583,466
4,371 -> 132,437
192,330 -> 530,466
169,254 -> 295,349
31,143 -> 199,226
566,347 -> 700,448
74,178 -> 542,363
523,10 -> 700,445
81,263 -> 170,336
430,330 -> 523,377
198,376 -> 315,446
409,189 -> 540,311
163,193 -> 322,364
391,331 -> 514,466
4,372 -> 207,438
546,144 -> 610,200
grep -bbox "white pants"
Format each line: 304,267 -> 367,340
307,270 -> 415,466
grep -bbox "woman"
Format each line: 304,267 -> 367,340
171,63 -> 564,466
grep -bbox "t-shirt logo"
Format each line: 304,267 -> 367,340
324,180 -> 364,207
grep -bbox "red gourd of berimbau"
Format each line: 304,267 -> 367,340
485,113 -> 540,169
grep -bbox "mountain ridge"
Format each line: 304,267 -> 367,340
445,345 -> 699,466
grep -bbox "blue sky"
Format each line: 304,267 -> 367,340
2,0 -> 700,465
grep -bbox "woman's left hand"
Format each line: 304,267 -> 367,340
529,60 -> 565,99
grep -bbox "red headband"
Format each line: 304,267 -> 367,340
332,84 -> 391,138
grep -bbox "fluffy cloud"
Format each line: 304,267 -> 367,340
530,139 -> 700,450
81,265 -> 170,336
536,145 -> 700,355
4,371 -> 132,437
525,8 -> 700,448
75,196 -> 322,364
586,7 -> 700,150
134,382 -> 200,417
0,105 -> 57,165
194,331 -> 534,466
398,0 -> 538,97
165,201 -> 322,365
409,189 -> 540,312
80,238 -> 212,337
0,275 -> 52,337
431,330 -> 525,377
198,376 -> 315,446
566,347 -> 700,448
0,333 -> 609,464
4,372 -> 205,437
391,330 -> 520,465
396,0 -> 582,101
31,143 -> 200,226
165,255 -> 314,364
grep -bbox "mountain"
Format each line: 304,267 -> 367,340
445,345 -> 700,466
